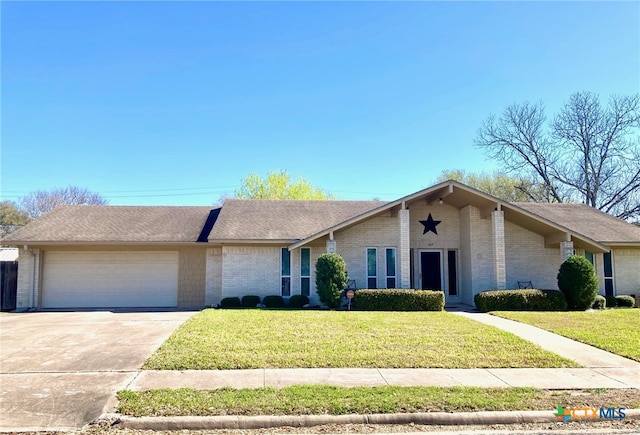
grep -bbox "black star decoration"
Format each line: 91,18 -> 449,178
420,213 -> 441,235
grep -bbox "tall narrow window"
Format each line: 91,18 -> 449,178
367,248 -> 377,289
447,250 -> 458,296
603,252 -> 614,296
281,247 -> 291,297
584,251 -> 594,266
385,248 -> 396,288
300,248 -> 311,297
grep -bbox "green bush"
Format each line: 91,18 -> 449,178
315,253 -> 348,309
606,295 -> 618,308
557,255 -> 599,310
615,295 -> 635,308
220,297 -> 242,308
288,294 -> 310,309
263,295 -> 285,308
474,289 -> 567,312
355,289 -> 444,311
591,295 -> 606,310
241,295 -> 261,308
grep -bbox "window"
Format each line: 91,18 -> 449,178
281,247 -> 291,297
366,248 -> 377,289
300,248 -> 311,297
584,251 -> 594,267
603,252 -> 614,296
447,250 -> 457,296
385,248 -> 396,288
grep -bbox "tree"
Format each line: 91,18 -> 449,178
475,92 -> 640,220
557,255 -> 598,311
19,186 -> 108,219
436,169 -> 549,202
315,253 -> 348,309
0,201 -> 30,238
233,170 -> 334,200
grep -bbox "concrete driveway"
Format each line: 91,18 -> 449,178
0,310 -> 194,431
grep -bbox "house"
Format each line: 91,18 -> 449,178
2,180 -> 639,311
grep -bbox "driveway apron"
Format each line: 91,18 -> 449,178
0,311 -> 193,431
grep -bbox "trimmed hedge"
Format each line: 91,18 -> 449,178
606,296 -> 618,308
220,297 -> 242,308
288,294 -> 310,309
263,295 -> 285,308
557,255 -> 598,310
591,294 -> 606,310
354,289 -> 444,311
616,295 -> 635,308
474,289 -> 567,312
241,295 -> 261,308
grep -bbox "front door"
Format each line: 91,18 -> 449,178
420,251 -> 442,291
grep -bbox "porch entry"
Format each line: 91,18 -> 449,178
418,249 -> 460,302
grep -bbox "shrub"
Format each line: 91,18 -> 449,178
616,295 -> 635,308
220,297 -> 242,308
591,295 -> 606,310
263,295 -> 285,308
315,253 -> 348,309
241,295 -> 261,308
606,295 -> 618,308
355,289 -> 444,311
474,289 -> 567,312
557,255 -> 599,310
288,294 -> 310,309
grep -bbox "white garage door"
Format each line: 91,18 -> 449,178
42,251 -> 178,308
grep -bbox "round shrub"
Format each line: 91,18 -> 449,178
557,255 -> 598,310
288,294 -> 310,309
315,253 -> 348,309
615,295 -> 635,308
606,295 -> 618,308
591,294 -> 606,310
241,295 -> 261,308
220,297 -> 242,308
263,295 -> 285,308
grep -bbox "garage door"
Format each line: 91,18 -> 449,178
42,251 -> 178,308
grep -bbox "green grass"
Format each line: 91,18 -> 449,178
144,310 -> 577,369
492,309 -> 640,361
116,386 -> 640,417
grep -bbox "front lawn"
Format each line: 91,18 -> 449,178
144,310 -> 577,369
117,386 -> 640,417
492,309 -> 640,361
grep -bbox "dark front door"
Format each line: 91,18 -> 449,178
420,251 -> 442,291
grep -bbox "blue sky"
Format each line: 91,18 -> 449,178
1,1 -> 638,205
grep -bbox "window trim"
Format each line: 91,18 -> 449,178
366,247 -> 378,289
281,247 -> 291,297
385,247 -> 397,288
300,247 -> 311,297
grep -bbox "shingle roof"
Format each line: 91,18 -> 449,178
514,203 -> 640,244
0,205 -> 216,244
207,199 -> 387,241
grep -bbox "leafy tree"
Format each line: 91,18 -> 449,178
436,169 -> 549,202
475,92 -> 640,220
19,186 -> 108,219
0,201 -> 30,238
557,255 -> 599,311
234,170 -> 334,200
315,253 -> 348,309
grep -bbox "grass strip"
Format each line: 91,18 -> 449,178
492,309 -> 640,361
144,310 -> 577,369
117,386 -> 640,417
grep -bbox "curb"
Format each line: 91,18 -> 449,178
98,409 -> 640,430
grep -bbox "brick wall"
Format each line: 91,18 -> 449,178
16,248 -> 40,311
504,221 -> 560,290
221,245 -> 281,299
611,248 -> 640,295
177,247 -> 206,309
205,247 -> 222,306
459,205 -> 495,303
